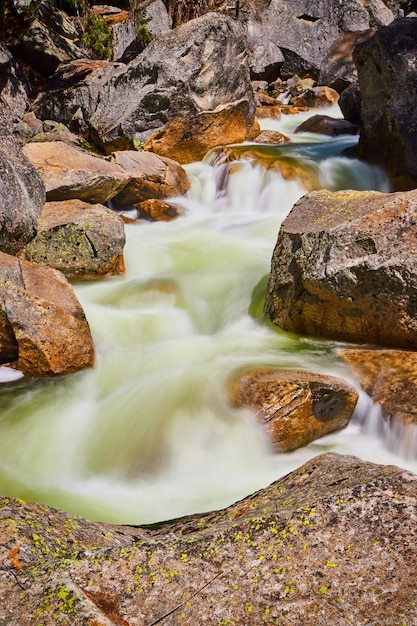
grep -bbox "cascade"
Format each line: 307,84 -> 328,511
1,112 -> 416,525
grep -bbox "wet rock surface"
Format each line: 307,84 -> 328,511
0,453 -> 416,625
227,368 -> 358,451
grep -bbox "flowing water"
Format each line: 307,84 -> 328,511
1,109 -> 417,525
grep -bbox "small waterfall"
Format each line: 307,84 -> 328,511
1,121 -> 415,525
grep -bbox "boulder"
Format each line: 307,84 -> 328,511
340,347 -> 417,428
0,251 -> 94,376
32,59 -> 126,133
88,13 -> 256,154
318,30 -> 376,93
143,104 -> 258,164
109,150 -> 189,206
0,453 -> 416,624
294,114 -> 359,136
264,188 -> 417,349
20,199 -> 126,279
0,104 -> 45,255
11,0 -> 89,76
227,368 -> 358,451
353,18 -> 417,189
22,141 -> 129,203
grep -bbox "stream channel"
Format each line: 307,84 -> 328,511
1,108 -> 417,525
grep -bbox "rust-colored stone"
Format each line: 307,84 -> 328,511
227,368 -> 358,451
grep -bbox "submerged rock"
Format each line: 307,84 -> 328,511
265,188 -> 417,349
0,252 -> 94,376
20,199 -> 126,279
0,453 -> 416,624
227,368 -> 358,451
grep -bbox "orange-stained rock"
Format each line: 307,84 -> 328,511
143,103 -> 256,164
340,348 -> 417,427
20,199 -> 125,279
110,150 -> 189,206
22,141 -> 128,203
227,368 -> 358,451
136,198 -> 184,222
256,104 -> 282,120
0,252 -> 94,377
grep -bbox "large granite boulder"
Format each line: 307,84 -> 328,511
0,105 -> 45,255
0,453 -> 416,624
88,12 -> 256,153
264,188 -> 417,349
22,141 -> 129,203
20,199 -> 126,279
0,252 -> 94,376
227,368 -> 358,451
354,18 -> 417,189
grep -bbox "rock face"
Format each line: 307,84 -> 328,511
264,188 -> 417,349
0,453 -> 416,625
318,30 -> 376,93
88,13 -> 256,154
236,0 -> 394,79
0,252 -> 94,376
20,200 -> 126,279
22,141 -> 128,203
0,105 -> 45,255
227,368 -> 358,451
354,18 -> 417,188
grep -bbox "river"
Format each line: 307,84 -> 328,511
1,108 -> 416,524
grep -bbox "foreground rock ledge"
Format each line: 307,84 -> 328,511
1,453 -> 416,625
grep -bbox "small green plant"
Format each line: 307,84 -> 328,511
82,12 -> 112,60
134,8 -> 154,46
